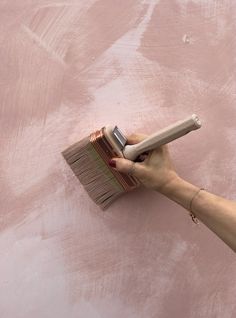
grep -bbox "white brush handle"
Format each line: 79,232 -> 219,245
123,114 -> 201,161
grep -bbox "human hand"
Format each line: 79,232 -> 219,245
109,133 -> 179,194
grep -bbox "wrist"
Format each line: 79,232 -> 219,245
159,176 -> 200,211
158,174 -> 183,196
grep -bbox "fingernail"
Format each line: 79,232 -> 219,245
108,159 -> 116,168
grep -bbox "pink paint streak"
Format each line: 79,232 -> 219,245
0,0 -> 236,317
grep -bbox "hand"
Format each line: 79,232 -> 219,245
109,133 -> 179,193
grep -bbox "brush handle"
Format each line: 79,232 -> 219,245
123,114 -> 201,161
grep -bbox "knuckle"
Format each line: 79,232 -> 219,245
134,164 -> 146,178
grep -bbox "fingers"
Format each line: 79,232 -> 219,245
109,157 -> 145,178
127,133 -> 148,145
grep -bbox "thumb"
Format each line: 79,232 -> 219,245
109,157 -> 145,178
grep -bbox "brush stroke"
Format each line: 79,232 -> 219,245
0,1 -> 236,317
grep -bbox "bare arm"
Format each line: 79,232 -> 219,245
160,177 -> 236,253
109,133 -> 236,253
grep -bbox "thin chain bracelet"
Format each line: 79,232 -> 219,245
189,188 -> 205,224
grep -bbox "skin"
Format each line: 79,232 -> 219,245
111,134 -> 236,253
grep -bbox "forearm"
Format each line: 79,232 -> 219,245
160,177 -> 236,252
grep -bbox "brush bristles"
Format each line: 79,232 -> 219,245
62,136 -> 125,209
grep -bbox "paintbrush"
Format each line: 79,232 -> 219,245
62,114 -> 202,209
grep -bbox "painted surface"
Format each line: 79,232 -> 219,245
1,0 -> 236,317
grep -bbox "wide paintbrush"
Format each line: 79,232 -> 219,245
62,114 -> 202,209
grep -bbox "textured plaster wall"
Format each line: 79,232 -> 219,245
0,1 -> 236,317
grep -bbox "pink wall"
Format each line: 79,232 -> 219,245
1,0 -> 236,317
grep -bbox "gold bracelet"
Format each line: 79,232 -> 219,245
189,188 -> 205,224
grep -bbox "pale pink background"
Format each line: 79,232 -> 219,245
1,1 -> 236,317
